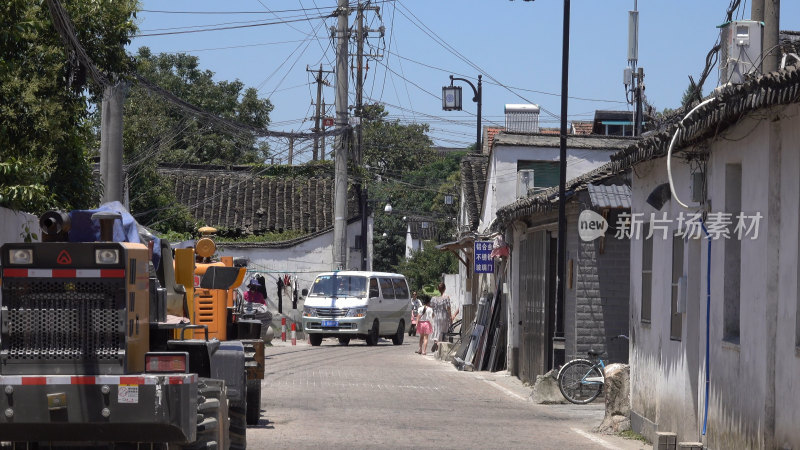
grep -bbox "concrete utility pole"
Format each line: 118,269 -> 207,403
288,136 -> 294,166
751,0 -> 780,74
332,0 -> 350,270
321,100 -> 327,161
100,82 -> 127,204
763,0 -> 780,73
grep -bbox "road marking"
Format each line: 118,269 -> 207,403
482,379 -> 527,401
570,428 -> 618,449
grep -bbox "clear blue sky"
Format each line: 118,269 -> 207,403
129,1 -> 800,164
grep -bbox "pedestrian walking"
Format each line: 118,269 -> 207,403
415,295 -> 433,355
409,291 -> 421,336
430,282 -> 458,353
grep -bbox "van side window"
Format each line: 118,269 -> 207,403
391,278 -> 409,300
379,278 -> 396,299
369,278 -> 380,298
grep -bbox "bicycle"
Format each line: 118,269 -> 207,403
556,335 -> 629,404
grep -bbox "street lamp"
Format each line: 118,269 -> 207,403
443,74 -> 482,152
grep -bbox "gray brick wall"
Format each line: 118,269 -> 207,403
567,209 -> 630,364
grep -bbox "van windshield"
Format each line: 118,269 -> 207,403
309,275 -> 368,298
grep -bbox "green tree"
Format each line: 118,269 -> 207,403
0,158 -> 55,212
0,0 -> 138,212
371,152 -> 464,272
361,103 -> 434,177
113,48 -> 275,231
398,241 -> 458,293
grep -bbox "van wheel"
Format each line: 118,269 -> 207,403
309,334 -> 323,346
392,320 -> 405,345
365,320 -> 379,346
338,337 -> 350,345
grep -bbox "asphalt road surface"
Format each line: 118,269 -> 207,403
245,337 -> 651,450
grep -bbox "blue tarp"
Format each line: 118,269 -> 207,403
68,201 -> 162,270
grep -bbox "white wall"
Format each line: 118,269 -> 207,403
0,207 -> 39,246
216,220 -> 366,317
629,103 -> 800,449
442,273 -> 463,320
479,146 -> 615,233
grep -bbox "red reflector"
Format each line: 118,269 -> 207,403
52,269 -> 76,278
101,269 -> 125,278
22,377 -> 46,385
3,268 -> 28,278
71,376 -> 95,385
145,354 -> 187,373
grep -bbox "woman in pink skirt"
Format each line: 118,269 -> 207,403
415,296 -> 434,355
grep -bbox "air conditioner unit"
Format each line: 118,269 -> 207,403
719,20 -> 763,86
517,170 -> 535,199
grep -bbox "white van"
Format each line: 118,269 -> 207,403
301,271 -> 412,346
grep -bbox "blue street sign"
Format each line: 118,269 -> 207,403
474,240 -> 494,274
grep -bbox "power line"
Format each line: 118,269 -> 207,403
133,15 -> 330,37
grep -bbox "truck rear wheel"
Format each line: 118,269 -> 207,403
171,379 -> 228,450
229,400 -> 247,450
245,379 -> 262,425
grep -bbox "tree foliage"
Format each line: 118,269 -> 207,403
0,157 -> 55,212
371,152 -> 464,273
398,241 -> 459,293
0,0 -> 137,212
361,103 -> 434,177
112,48 -> 275,231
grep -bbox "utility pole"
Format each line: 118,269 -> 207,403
332,0 -> 350,270
321,100 -> 327,161
356,3 -> 367,269
556,0 -> 570,372
287,136 -> 294,166
763,0 -> 779,73
100,82 -> 127,204
307,64 -> 333,161
635,68 -> 644,136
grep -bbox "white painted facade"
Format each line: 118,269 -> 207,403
216,220 -> 370,318
0,207 -> 39,246
478,145 -> 616,233
628,103 -> 800,449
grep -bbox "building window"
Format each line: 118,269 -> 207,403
724,163 -> 742,344
670,234 -> 684,340
641,222 -> 652,323
517,161 -> 560,198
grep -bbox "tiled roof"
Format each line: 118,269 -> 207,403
495,63 -> 800,230
484,127 -> 504,154
537,127 -> 561,135
460,154 -> 488,231
588,184 -> 631,209
571,121 -> 594,135
159,166 -> 360,234
493,132 -> 636,150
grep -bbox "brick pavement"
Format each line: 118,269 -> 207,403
248,337 -> 651,449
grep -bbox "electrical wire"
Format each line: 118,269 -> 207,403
133,15 -> 330,38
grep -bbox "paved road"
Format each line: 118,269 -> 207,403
246,337 -> 650,450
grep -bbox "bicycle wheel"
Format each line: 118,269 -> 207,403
557,359 -> 603,404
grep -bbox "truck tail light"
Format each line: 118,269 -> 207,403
145,352 -> 189,373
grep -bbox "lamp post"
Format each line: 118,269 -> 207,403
443,74 -> 482,152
